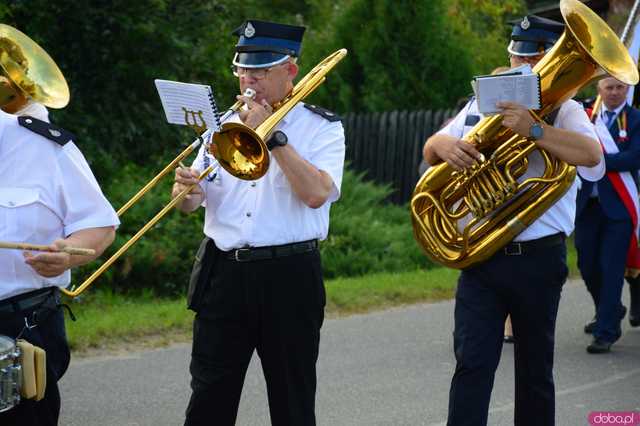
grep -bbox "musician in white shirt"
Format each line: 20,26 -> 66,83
172,20 -> 345,426
0,109 -> 118,425
423,15 -> 604,426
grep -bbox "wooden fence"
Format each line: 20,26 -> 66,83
342,108 -> 457,204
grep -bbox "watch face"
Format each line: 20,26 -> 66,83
530,123 -> 543,139
274,131 -> 287,145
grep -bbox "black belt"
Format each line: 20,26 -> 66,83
0,287 -> 57,315
224,240 -> 318,262
502,233 -> 565,256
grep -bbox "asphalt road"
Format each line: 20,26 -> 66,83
59,280 -> 640,425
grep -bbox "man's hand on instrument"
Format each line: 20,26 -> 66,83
237,95 -> 273,129
433,137 -> 483,171
23,240 -> 71,277
498,101 -> 535,137
172,166 -> 203,200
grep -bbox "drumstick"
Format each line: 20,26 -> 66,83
0,241 -> 96,256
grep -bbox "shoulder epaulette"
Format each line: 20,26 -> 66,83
18,116 -> 75,146
304,104 -> 342,122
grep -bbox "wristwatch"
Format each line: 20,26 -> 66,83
529,122 -> 544,140
267,130 -> 288,151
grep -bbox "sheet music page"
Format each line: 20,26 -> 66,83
474,72 -> 541,115
154,79 -> 219,130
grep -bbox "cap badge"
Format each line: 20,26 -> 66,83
244,22 -> 256,38
521,16 -> 530,30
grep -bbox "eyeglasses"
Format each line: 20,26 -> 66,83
231,63 -> 287,80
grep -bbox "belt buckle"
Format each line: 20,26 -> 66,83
505,243 -> 522,256
234,248 -> 252,262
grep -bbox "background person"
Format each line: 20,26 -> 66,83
575,77 -> 640,353
172,20 -> 346,426
423,15 -> 604,425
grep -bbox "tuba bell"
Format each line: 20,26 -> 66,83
410,0 -> 639,269
0,24 -> 69,112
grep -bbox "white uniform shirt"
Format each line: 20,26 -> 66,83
0,110 -> 119,299
192,102 -> 346,251
15,102 -> 50,122
437,98 -> 605,241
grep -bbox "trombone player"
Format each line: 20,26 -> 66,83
172,20 -> 345,426
0,25 -> 118,425
423,16 -> 604,425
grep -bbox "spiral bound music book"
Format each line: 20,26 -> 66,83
154,79 -> 222,132
472,71 -> 541,115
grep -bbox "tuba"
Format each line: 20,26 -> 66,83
410,0 -> 639,269
0,24 -> 69,111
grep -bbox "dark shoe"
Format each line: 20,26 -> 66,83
586,338 -> 613,354
630,283 -> 640,327
504,335 -> 515,344
584,317 -> 596,334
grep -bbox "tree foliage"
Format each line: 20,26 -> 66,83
0,1 -> 525,292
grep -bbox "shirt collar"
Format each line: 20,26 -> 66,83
602,102 -> 626,118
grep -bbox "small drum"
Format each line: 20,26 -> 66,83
0,335 -> 21,412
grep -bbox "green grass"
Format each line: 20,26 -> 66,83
66,268 -> 458,353
66,239 -> 580,354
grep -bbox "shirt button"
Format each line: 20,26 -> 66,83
246,212 -> 252,217
251,182 -> 256,187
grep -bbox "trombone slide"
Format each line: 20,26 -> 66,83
62,165 -> 216,297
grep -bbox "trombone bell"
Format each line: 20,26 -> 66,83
211,122 -> 270,180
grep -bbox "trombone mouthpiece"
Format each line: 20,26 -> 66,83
243,88 -> 256,99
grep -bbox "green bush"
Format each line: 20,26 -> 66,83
72,165 -> 431,296
321,169 -> 432,278
73,161 -> 204,296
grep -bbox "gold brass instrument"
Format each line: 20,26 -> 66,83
61,93 -> 253,297
210,48 -> 348,180
410,0 -> 639,269
62,48 -> 348,297
0,24 -> 69,111
116,87 -> 256,217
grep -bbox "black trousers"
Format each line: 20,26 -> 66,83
447,241 -> 568,426
0,290 -> 71,426
574,199 -> 632,342
184,249 -> 326,426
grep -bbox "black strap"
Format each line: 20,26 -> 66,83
236,45 -> 296,57
502,233 -> 565,256
18,116 -> 75,146
304,104 -> 342,122
225,240 -> 318,262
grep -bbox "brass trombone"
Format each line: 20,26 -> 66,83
60,91 -> 254,297
62,48 -> 348,297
